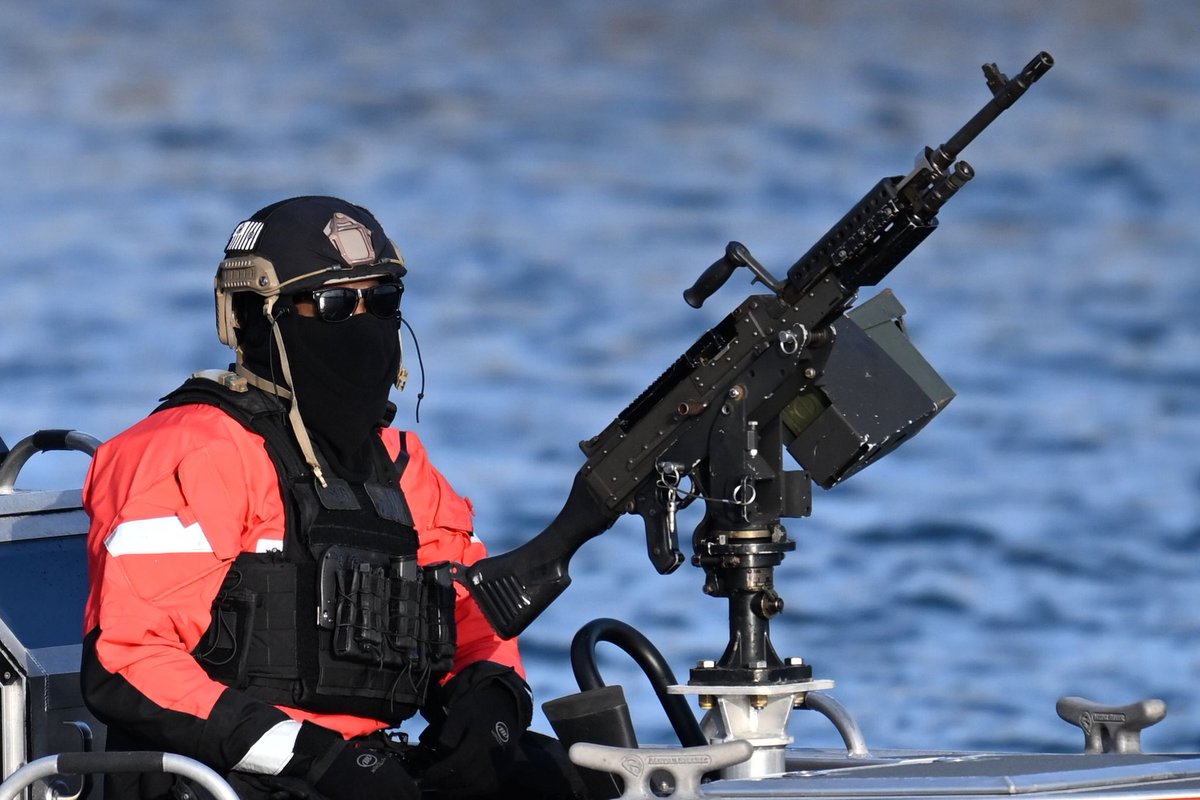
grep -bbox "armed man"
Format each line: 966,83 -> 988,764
80,196 -> 610,800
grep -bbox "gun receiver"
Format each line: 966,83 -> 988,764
463,52 -> 1053,640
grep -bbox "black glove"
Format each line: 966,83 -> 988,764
420,663 -> 532,799
284,721 -> 420,800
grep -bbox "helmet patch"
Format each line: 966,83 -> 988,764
226,220 -> 265,252
324,212 -> 376,266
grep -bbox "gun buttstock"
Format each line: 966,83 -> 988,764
460,471 -> 619,638
463,545 -> 572,639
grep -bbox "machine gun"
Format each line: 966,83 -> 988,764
460,53 -> 1054,671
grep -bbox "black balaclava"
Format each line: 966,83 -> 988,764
236,292 -> 400,481
276,307 -> 401,480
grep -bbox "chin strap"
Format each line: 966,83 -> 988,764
236,297 -> 329,488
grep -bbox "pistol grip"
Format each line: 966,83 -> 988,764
638,501 -> 684,575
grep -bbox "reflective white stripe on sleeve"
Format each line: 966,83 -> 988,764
255,538 -> 284,553
233,719 -> 303,775
103,516 -> 214,556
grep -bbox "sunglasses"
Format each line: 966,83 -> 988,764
297,282 -> 403,323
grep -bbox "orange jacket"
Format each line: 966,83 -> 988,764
82,402 -> 521,770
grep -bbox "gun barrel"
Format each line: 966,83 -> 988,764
931,51 -> 1054,172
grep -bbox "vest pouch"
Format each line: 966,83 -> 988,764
318,545 -> 423,670
194,585 -> 256,687
321,544 -> 410,671
419,562 -> 457,675
388,566 -> 423,660
195,554 -> 302,690
305,544 -> 430,720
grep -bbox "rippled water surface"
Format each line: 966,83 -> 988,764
3,0 -> 1199,753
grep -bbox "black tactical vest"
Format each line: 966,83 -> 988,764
155,373 -> 456,724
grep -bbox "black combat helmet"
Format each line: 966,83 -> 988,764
215,196 -> 407,348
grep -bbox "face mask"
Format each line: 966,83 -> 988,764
277,311 -> 401,476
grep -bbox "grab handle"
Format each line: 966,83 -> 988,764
0,430 -> 100,495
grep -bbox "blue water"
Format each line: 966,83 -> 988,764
3,0 -> 1199,755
